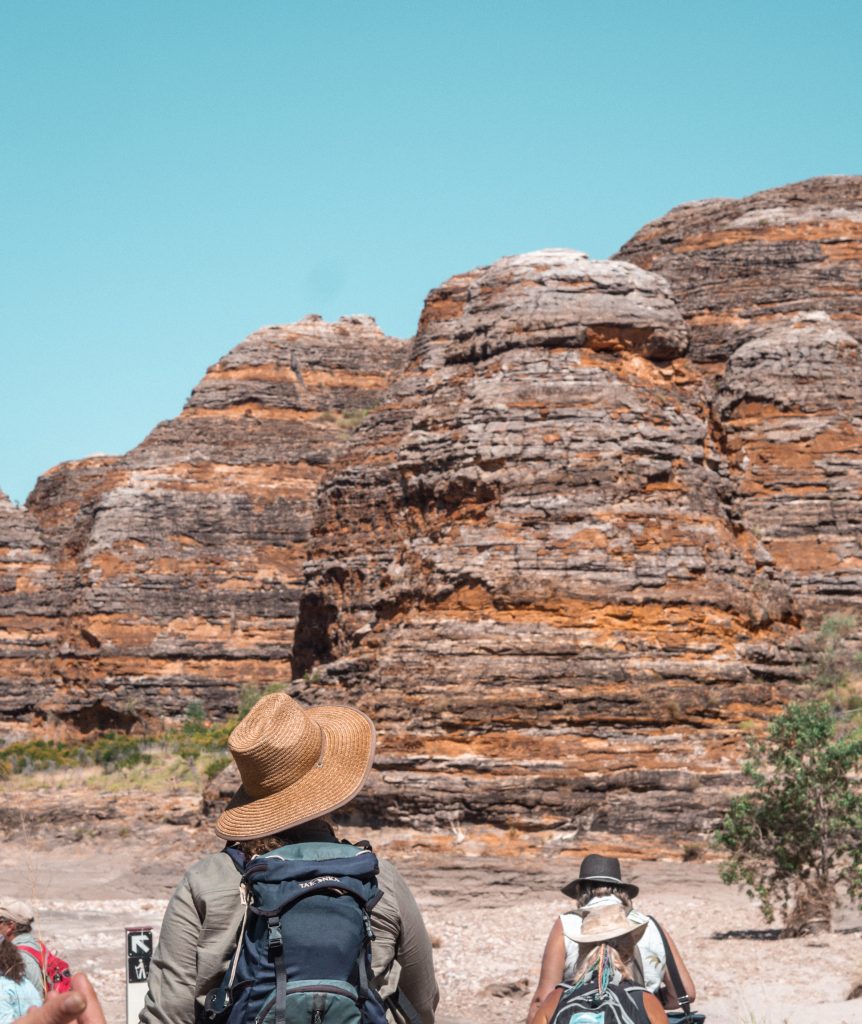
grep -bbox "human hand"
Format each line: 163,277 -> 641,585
18,974 -> 107,1024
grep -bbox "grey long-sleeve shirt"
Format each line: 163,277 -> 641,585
139,847 -> 438,1024
12,932 -> 45,998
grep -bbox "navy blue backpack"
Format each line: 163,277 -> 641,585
204,841 -> 388,1024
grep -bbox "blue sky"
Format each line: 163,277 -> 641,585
2,1 -> 860,504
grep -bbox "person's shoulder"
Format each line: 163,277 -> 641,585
375,856 -> 412,896
559,909 -> 583,937
18,977 -> 40,1001
181,849 -> 242,890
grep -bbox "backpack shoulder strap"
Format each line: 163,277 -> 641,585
648,917 -> 691,1015
202,849 -> 251,1022
383,989 -> 424,1024
15,941 -> 46,966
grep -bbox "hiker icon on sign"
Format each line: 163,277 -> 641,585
134,959 -> 148,981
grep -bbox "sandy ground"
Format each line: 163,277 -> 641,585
1,818 -> 861,1024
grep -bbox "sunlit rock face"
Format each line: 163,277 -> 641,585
615,176 -> 862,367
17,316 -> 407,723
3,176 -> 861,849
618,177 -> 862,634
0,491 -> 58,722
711,313 -> 862,622
291,250 -> 797,839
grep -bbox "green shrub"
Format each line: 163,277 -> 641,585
714,699 -> 862,934
0,684 -> 289,783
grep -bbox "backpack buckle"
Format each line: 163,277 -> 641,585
267,918 -> 283,956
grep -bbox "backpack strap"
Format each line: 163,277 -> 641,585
383,989 -> 424,1024
266,915 -> 287,1024
648,917 -> 692,1017
202,851 -> 251,1021
355,911 -> 374,1007
223,844 -> 247,872
16,942 -> 48,991
15,943 -> 45,965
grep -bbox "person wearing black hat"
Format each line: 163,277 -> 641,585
526,854 -> 695,1023
530,903 -> 669,1024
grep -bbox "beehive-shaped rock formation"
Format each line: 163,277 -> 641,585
292,250 -> 797,838
10,316 -> 407,721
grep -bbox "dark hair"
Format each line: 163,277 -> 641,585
0,939 -> 26,984
238,817 -> 336,859
576,884 -> 633,909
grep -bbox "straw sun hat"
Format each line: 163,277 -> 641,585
215,692 -> 376,840
572,902 -> 648,946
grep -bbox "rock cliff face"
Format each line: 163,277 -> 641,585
291,250 -> 797,838
617,176 -> 862,626
3,176 -> 861,845
8,316 -> 407,721
0,492 -> 57,721
616,175 -> 862,366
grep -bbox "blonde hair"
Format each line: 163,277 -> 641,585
572,935 -> 637,988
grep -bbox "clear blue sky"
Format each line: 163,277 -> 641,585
2,1 -> 860,504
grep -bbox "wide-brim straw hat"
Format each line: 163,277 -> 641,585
571,902 -> 648,945
216,692 -> 376,840
561,853 -> 639,899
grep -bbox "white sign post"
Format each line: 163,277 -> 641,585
125,927 -> 153,1024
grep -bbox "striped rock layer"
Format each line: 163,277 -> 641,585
617,176 -> 862,626
1,317 -> 406,724
291,249 -> 801,839
3,176 -> 861,846
615,175 -> 862,367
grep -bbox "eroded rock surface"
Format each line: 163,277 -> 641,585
616,175 -> 862,366
291,250 -> 798,838
0,491 -> 57,721
3,176 -> 861,846
712,313 -> 862,619
10,316 -> 407,720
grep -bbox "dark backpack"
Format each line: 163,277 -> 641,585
16,940 -> 72,995
549,981 -> 652,1024
205,841 -> 387,1024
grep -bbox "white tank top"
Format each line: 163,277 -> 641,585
559,895 -> 667,993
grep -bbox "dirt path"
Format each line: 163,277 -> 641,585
2,825 -> 861,1024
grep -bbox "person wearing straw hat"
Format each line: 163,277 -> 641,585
531,902 -> 669,1024
0,901 -> 44,999
526,854 -> 695,1023
140,692 -> 438,1024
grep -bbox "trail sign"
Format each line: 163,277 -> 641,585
126,927 -> 154,1024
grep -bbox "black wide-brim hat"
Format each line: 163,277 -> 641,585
561,853 -> 639,899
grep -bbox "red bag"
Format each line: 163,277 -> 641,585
17,940 -> 72,994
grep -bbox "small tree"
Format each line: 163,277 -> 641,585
714,699 -> 862,935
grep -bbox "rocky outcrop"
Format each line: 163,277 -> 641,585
14,316 -> 407,721
291,250 -> 798,838
618,179 -> 862,629
4,176 -> 861,846
0,492 -> 57,723
615,175 -> 862,367
712,313 -> 862,621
